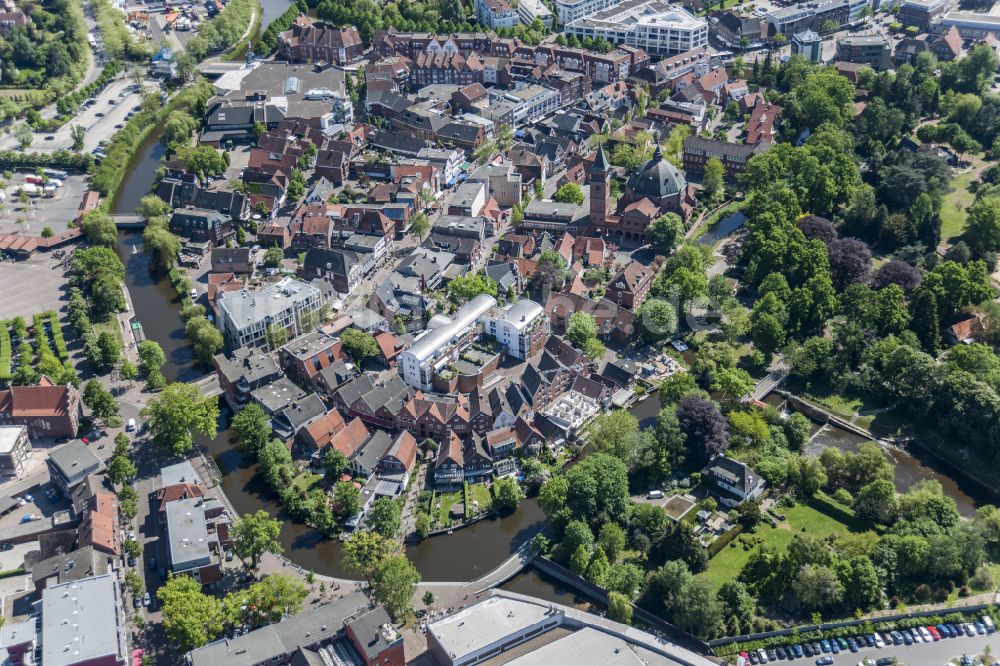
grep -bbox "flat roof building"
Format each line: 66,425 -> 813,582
486,299 -> 548,359
216,277 -> 323,350
399,294 -> 498,391
564,0 -> 708,56
42,574 -> 128,666
940,11 -> 1000,39
47,440 -> 104,495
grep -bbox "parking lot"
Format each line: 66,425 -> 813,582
740,621 -> 1000,666
0,77 -> 152,154
0,482 -> 71,532
0,173 -> 89,233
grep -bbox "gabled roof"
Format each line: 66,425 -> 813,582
329,417 -> 371,457
437,431 -> 464,467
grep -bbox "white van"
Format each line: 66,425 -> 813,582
189,288 -> 198,300
647,490 -> 664,500
126,418 -> 136,432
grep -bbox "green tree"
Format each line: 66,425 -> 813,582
137,195 -> 172,220
342,530 -> 395,581
492,476 -> 524,513
371,554 -> 421,621
13,123 -> 32,149
340,328 -> 380,367
332,480 -> 361,520
366,497 -> 402,539
702,157 -> 725,201
236,574 -> 307,627
672,577 -> 725,639
70,124 -> 85,151
910,289 -> 941,355
264,244 -> 284,268
585,546 -> 610,586
792,564 -> 844,611
854,479 -> 899,524
107,451 -> 137,486
185,316 -> 223,367
637,299 -> 678,341
585,410 -> 638,459
967,195 -> 1000,253
552,183 -> 584,205
410,212 -> 430,239
232,403 -> 271,456
158,575 -> 223,652
570,543 -> 591,575
323,448 -> 349,479
232,509 -> 283,570
83,379 -> 119,421
141,383 -> 219,454
598,522 -> 626,562
566,311 -> 605,360
645,212 -> 683,255
447,273 -> 498,304
136,340 -> 166,378
81,209 -> 118,247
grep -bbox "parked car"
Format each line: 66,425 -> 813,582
901,631 -> 913,645
874,634 -> 885,648
803,644 -> 813,657
820,640 -> 831,653
837,638 -> 848,650
847,638 -> 859,653
830,640 -> 840,654
975,622 -> 987,635
133,595 -> 141,608
890,631 -> 903,645
918,626 -> 932,641
984,615 -> 996,633
748,650 -> 759,664
142,592 -> 150,607
864,635 -> 876,647
767,649 -> 778,662
792,645 -> 804,659
775,647 -> 787,660
757,648 -> 769,663
876,659 -> 894,666
816,658 -> 833,666
927,626 -> 940,641
811,643 -> 821,655
965,623 -> 977,637
127,555 -> 135,567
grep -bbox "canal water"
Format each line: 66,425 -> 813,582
111,119 -> 985,583
258,0 -> 294,31
113,128 -> 547,579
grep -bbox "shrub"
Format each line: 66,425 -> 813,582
914,584 -> 931,601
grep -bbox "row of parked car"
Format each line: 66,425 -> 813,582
738,615 -> 996,665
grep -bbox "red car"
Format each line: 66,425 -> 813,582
927,626 -> 941,641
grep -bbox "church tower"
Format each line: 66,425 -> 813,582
589,144 -> 611,232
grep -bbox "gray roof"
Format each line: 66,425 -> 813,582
345,606 -> 398,660
187,592 -> 372,666
30,545 -> 109,588
42,574 -> 127,666
626,146 -> 686,198
160,460 -> 202,487
252,376 -> 309,414
346,307 -> 387,331
0,619 -> 34,651
277,393 -> 328,434
353,429 -> 394,474
166,497 -> 214,571
217,279 -> 322,331
505,627 -> 677,665
214,346 -> 282,387
404,294 -> 497,363
47,441 -> 103,487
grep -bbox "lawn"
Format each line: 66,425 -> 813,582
699,502 -> 861,590
940,171 -> 976,247
435,490 -> 463,528
467,484 -> 493,515
291,471 -> 322,494
92,318 -> 123,346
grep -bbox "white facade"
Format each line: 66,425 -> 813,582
0,425 -> 30,478
486,300 -> 546,359
565,1 -> 708,55
399,294 -> 498,390
940,11 -> 1000,39
476,0 -> 520,29
517,0 -> 554,27
555,0 -> 618,27
217,278 -> 323,350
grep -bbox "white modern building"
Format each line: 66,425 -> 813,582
564,0 -> 709,56
555,0 -> 619,28
940,11 -> 1000,39
0,425 -> 30,479
486,299 -> 547,360
476,0 -> 520,29
216,278 -> 323,350
399,294 -> 498,391
517,0 -> 554,27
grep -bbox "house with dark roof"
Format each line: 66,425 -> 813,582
47,440 -> 104,495
702,454 -> 765,508
169,208 -> 234,246
604,259 -> 660,310
277,15 -> 364,65
682,135 -> 769,178
434,432 -> 465,486
210,247 -> 256,274
300,247 -> 364,295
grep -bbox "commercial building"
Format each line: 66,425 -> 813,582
427,591 -> 715,666
791,29 -> 823,61
682,136 -> 769,178
486,299 -> 548,359
216,278 -> 323,350
835,34 -> 892,70
940,11 -> 1000,39
564,0 -> 708,56
186,592 -> 396,666
554,0 -> 618,27
47,440 -> 104,496
898,0 -> 947,32
399,294 -> 498,391
41,574 -> 128,666
765,0 -> 866,36
0,424 -> 30,478
213,346 -> 282,410
277,14 -> 364,65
